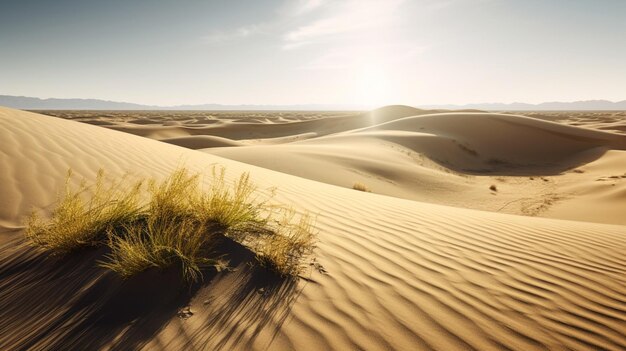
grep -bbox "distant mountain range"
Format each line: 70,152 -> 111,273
423,100 -> 626,111
1,95 -> 626,111
0,95 -> 361,111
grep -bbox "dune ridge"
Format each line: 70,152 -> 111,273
1,107 -> 625,350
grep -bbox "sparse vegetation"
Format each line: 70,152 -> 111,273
196,167 -> 269,233
26,166 -> 317,282
102,214 -> 223,283
352,182 -> 371,192
26,169 -> 144,255
252,210 -> 316,276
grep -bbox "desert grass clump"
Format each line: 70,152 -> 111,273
101,168 -> 224,282
147,167 -> 201,219
196,166 -> 269,232
196,167 -> 317,276
252,210 -> 317,276
352,182 -> 371,192
26,166 -> 317,281
26,169 -> 144,255
101,215 -> 223,283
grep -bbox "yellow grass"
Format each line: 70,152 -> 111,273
196,166 -> 269,231
101,216 -> 222,283
26,166 -> 317,281
26,169 -> 144,255
254,209 -> 317,276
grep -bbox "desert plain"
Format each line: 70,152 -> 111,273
1,106 -> 625,350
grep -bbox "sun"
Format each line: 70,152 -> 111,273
352,62 -> 393,107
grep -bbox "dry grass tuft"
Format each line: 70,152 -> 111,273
352,182 -> 371,192
196,166 -> 269,232
148,167 -> 200,219
102,168 -> 222,282
101,216 -> 223,283
253,210 -> 317,276
26,169 -> 144,255
26,166 -> 317,282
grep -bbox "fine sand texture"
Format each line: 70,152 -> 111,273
2,107 -> 626,350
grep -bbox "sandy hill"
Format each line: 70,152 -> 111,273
1,107 -> 625,351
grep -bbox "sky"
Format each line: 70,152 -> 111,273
0,0 -> 625,107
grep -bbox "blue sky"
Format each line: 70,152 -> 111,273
1,0 -> 625,106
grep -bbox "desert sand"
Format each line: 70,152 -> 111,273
1,106 -> 626,350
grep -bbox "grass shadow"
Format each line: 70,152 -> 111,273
180,259 -> 302,350
0,235 -> 304,351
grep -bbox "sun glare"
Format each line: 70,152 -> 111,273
352,62 -> 393,107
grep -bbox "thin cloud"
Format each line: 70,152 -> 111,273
282,0 -> 405,48
299,42 -> 428,70
289,0 -> 329,15
202,24 -> 263,44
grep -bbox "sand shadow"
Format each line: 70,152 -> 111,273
178,263 -> 301,351
0,236 -> 302,351
448,146 -> 610,176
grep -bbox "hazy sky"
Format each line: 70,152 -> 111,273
1,0 -> 625,106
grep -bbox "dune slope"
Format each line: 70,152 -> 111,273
205,112 -> 626,224
1,107 -> 625,351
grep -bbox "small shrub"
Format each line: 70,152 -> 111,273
352,182 -> 371,192
489,184 -> 498,192
26,169 -> 144,255
102,216 -> 222,283
102,169 -> 223,283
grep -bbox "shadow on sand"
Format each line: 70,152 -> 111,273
0,236 -> 303,350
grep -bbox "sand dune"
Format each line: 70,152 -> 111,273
518,111 -> 626,135
1,106 -> 626,350
355,112 -> 625,170
160,135 -> 243,149
41,105 -> 428,140
205,112 -> 626,224
38,108 -> 626,224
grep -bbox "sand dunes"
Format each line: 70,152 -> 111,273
38,107 -> 626,224
2,107 -> 626,350
517,111 -> 626,135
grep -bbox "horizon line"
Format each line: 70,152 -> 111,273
2,94 -> 626,110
